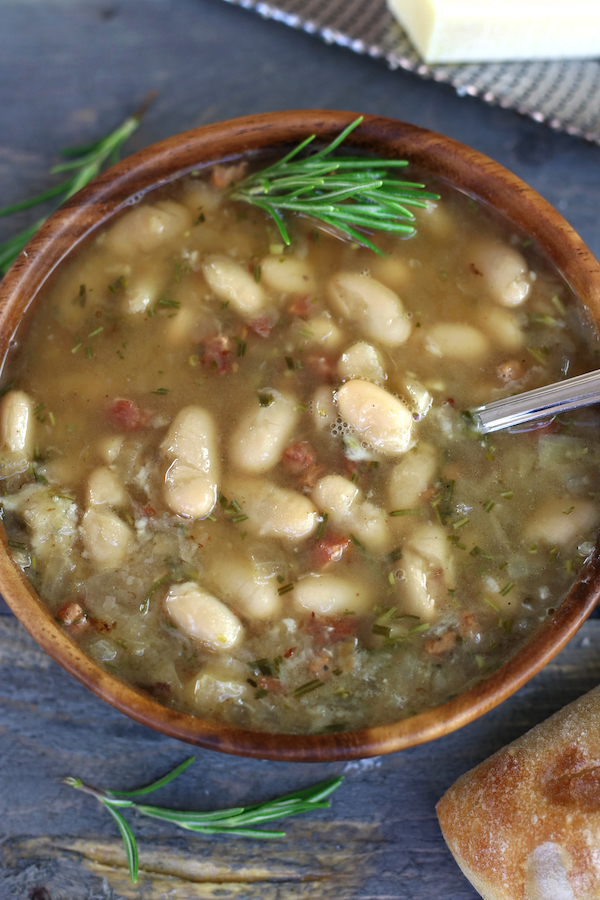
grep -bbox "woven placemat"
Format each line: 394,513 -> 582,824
223,0 -> 600,146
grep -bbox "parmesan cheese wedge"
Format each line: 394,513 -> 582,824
387,0 -> 600,64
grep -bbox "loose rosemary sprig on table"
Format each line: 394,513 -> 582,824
0,92 -> 155,276
230,116 -> 439,254
64,757 -> 343,884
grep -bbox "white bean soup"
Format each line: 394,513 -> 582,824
1,158 -> 599,734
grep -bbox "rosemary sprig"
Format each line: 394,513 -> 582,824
0,92 -> 155,276
230,116 -> 439,255
64,757 -> 343,883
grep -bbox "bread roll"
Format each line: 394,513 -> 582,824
437,685 -> 600,900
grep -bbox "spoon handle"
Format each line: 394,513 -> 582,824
470,369 -> 600,434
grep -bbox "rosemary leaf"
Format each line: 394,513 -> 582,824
64,761 -> 342,883
230,117 -> 438,255
108,756 -> 195,798
102,801 -> 139,883
0,92 -> 155,276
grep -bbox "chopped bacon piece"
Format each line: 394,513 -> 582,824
287,297 -> 310,318
306,613 -> 356,645
199,334 -> 233,373
457,610 -> 480,641
210,161 -> 248,189
313,533 -> 351,568
56,601 -> 88,629
497,359 -> 525,383
249,317 -> 272,338
299,464 -> 326,490
305,353 -> 336,381
147,682 -> 172,702
341,458 -> 359,481
308,650 -> 333,680
105,398 -> 152,431
425,631 -> 457,656
258,676 -> 285,694
282,441 -> 316,474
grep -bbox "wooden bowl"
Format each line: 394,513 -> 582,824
1,110 -> 600,762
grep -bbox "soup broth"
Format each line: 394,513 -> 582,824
1,159 -> 599,734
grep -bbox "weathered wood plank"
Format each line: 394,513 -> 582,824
0,615 -> 599,898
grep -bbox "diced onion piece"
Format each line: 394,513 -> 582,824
165,582 -> 243,650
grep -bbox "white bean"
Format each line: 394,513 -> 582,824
293,574 -> 373,616
161,407 -> 218,519
388,443 -> 438,510
425,323 -> 489,361
312,474 -> 390,552
399,524 -> 454,620
165,582 -> 243,650
104,200 -> 193,256
310,386 -> 337,431
225,476 -> 318,542
181,180 -> 223,214
202,254 -> 265,316
207,558 -> 281,620
313,474 -> 359,519
260,255 -> 316,294
478,306 -> 524,351
525,498 -> 599,548
121,261 -> 171,314
419,200 -> 453,239
0,390 -> 33,456
97,435 -> 123,464
81,507 -> 134,569
336,380 -> 413,455
293,312 -> 342,349
368,255 -> 411,290
87,467 -> 128,507
469,240 -> 531,307
337,342 -> 386,385
229,390 -> 299,474
328,272 -> 411,346
396,372 -> 432,419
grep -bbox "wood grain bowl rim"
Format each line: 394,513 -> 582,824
0,110 -> 599,762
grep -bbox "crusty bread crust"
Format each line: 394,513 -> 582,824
437,685 -> 600,900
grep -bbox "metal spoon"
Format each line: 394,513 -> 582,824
470,369 -> 600,434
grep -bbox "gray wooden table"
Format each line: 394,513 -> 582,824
1,2 -> 600,898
